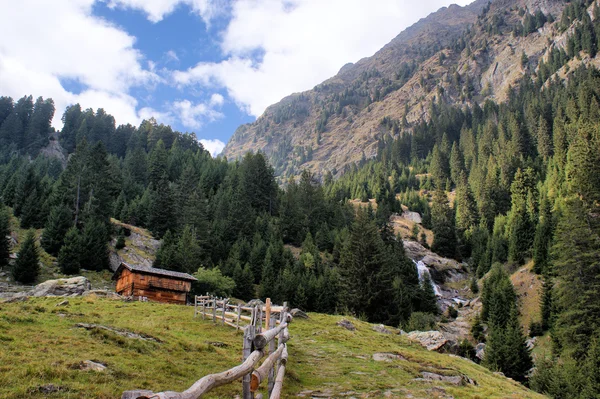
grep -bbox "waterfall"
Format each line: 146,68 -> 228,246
412,259 -> 441,296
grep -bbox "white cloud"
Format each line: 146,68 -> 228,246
171,98 -> 224,129
199,138 -> 226,157
165,50 -> 180,63
107,0 -> 225,25
174,0 -> 474,117
0,0 -> 158,128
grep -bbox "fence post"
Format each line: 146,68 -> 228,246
237,304 -> 242,330
265,298 -> 271,332
212,299 -> 217,323
242,325 -> 256,399
267,316 -> 276,396
202,297 -> 206,320
194,295 -> 197,318
222,299 -> 228,325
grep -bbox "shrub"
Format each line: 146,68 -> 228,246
404,312 -> 437,332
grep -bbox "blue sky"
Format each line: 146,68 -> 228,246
0,0 -> 472,156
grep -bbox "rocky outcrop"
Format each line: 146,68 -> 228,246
291,308 -> 309,319
406,331 -> 453,352
373,324 -> 392,334
403,240 -> 468,283
0,277 -> 92,302
373,352 -> 405,362
416,372 -> 477,386
337,319 -> 356,331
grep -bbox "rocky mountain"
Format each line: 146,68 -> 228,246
223,0 -> 568,179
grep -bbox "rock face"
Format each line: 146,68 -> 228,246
373,324 -> 392,334
406,331 -> 452,352
475,343 -> 486,361
403,240 -> 467,283
79,360 -> 107,372
223,0 -> 567,180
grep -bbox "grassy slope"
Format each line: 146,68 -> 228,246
0,297 -> 545,399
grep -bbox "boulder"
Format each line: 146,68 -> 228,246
290,308 -> 309,319
373,324 -> 392,334
373,352 -> 405,362
337,319 -> 356,331
475,343 -> 486,360
121,390 -> 155,399
418,371 -> 476,386
79,360 -> 107,372
406,331 -> 450,351
30,277 -> 91,297
246,299 -> 264,307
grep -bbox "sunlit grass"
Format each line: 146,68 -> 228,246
0,297 -> 546,399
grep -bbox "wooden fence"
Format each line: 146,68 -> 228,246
121,296 -> 292,399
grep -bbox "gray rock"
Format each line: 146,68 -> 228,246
418,372 -> 476,386
372,352 -> 405,362
475,343 -> 486,360
30,277 -> 91,297
526,337 -> 537,350
79,360 -> 107,372
337,319 -> 356,331
406,331 -> 449,351
373,324 -> 391,334
246,299 -> 264,307
290,308 -> 309,319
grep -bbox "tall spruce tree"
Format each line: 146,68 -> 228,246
12,230 -> 39,284
41,204 -> 72,256
431,187 -> 458,259
58,227 -> 81,275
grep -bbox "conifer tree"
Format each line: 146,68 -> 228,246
507,168 -> 537,265
41,204 -> 72,256
431,187 -> 458,259
419,275 -> 439,315
58,227 -> 81,274
12,230 -> 39,284
0,204 -> 11,267
153,230 -> 180,271
176,225 -> 203,274
532,194 -> 552,274
79,219 -> 109,271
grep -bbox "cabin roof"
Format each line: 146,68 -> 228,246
113,263 -> 198,282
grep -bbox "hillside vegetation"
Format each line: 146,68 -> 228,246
0,297 -> 544,399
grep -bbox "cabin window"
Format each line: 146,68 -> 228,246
140,275 -> 145,281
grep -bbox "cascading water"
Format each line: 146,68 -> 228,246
412,259 -> 441,296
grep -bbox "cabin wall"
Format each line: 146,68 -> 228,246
115,268 -> 192,304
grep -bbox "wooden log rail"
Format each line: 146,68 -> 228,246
123,299 -> 293,399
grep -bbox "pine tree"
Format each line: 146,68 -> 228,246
419,275 -> 439,314
41,204 -> 72,256
12,230 -> 39,284
431,187 -> 458,259
58,227 -> 81,275
507,168 -> 537,265
532,194 -> 552,274
0,204 -> 11,267
79,219 -> 109,271
176,225 -> 203,274
153,230 -> 180,271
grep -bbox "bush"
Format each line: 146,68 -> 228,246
471,314 -> 485,342
193,267 -> 236,298
115,235 -> 126,250
404,312 -> 437,332
457,339 -> 476,361
447,306 -> 458,319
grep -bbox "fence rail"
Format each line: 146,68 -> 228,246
122,297 -> 292,399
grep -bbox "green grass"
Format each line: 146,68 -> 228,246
0,298 -> 546,399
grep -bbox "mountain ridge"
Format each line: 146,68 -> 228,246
223,0 -> 568,180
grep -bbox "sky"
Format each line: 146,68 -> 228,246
0,0 -> 472,156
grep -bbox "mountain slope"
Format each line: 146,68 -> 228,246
223,0 -> 566,179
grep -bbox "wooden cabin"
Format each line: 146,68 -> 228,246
113,263 -> 197,304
